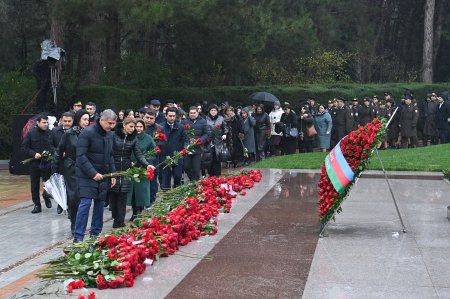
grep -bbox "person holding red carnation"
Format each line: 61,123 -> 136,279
182,106 -> 211,181
109,117 -> 155,228
127,118 -> 156,221
158,107 -> 190,190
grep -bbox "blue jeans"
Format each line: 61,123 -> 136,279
73,197 -> 104,241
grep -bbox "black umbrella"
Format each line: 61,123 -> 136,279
249,92 -> 279,103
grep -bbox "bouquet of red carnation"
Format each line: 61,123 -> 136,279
184,123 -> 196,138
144,146 -> 161,158
317,118 -> 386,224
153,128 -> 167,142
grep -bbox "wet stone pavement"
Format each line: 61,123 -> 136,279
1,169 -> 449,299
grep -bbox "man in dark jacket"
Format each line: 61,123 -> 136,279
49,111 -> 74,214
158,107 -> 189,190
331,98 -> 353,148
358,97 -> 376,126
73,109 -> 117,242
182,106 -> 211,181
399,96 -> 419,148
436,94 -> 450,144
85,101 -> 99,125
21,114 -> 53,213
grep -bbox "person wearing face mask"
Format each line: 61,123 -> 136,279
52,109 -> 90,234
108,117 -> 155,228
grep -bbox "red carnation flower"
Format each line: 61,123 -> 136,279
180,149 -> 188,156
184,124 -> 190,129
155,146 -> 161,154
196,138 -> 203,145
88,292 -> 96,299
146,168 -> 155,181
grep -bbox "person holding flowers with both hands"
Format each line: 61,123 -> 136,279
127,118 -> 157,221
182,106 -> 211,182
108,117 -> 155,228
158,107 -> 190,190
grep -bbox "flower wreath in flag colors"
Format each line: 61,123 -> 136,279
38,170 -> 262,291
318,118 -> 386,224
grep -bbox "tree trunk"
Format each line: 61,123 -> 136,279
105,11 -> 121,82
422,0 -> 435,83
88,38 -> 103,83
432,0 -> 444,67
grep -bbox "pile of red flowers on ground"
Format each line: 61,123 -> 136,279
39,170 -> 262,290
317,118 -> 386,224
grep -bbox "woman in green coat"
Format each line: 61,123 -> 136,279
127,118 -> 156,221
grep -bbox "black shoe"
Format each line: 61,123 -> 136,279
104,201 -> 109,208
31,205 -> 42,214
57,205 -> 63,214
73,239 -> 81,244
43,194 -> 52,209
130,215 -> 137,222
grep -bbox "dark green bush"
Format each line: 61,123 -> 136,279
1,71 -> 449,159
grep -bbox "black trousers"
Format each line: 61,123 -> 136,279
208,150 -> 222,176
109,192 -> 127,228
160,161 -> 184,190
29,167 -> 50,206
184,154 -> 202,181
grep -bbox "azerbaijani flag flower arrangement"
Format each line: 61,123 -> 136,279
318,118 -> 386,224
38,170 -> 262,291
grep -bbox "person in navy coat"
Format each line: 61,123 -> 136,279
73,109 -> 117,242
182,106 -> 211,181
158,107 -> 190,190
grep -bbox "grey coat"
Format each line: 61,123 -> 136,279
314,111 -> 332,149
241,115 -> 256,154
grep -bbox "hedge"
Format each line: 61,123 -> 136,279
1,71 -> 449,159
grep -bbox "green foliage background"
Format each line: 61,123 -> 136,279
1,70 -> 449,159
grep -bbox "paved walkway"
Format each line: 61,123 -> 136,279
0,169 -> 449,298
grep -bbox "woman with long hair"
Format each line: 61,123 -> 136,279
109,117 -> 154,228
127,118 -> 156,221
280,105 -> 298,155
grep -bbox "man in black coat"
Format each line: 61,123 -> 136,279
331,98 -> 353,148
49,111 -> 74,213
158,107 -> 189,190
182,106 -> 211,181
85,101 -> 99,125
436,94 -> 450,144
358,97 -> 376,126
21,114 -> 53,213
399,96 -> 419,148
73,109 -> 117,242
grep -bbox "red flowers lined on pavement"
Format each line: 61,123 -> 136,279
40,170 -> 263,290
317,118 -> 386,224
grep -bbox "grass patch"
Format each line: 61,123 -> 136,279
252,143 -> 450,172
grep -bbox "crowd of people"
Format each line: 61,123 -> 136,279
20,90 -> 450,242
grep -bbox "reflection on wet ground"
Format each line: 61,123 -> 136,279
168,172 -> 321,299
2,169 -> 449,299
